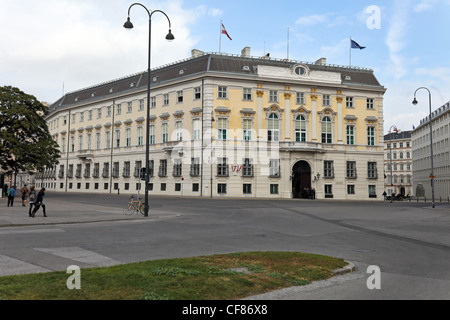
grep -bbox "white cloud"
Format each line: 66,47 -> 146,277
295,14 -> 327,26
0,0 -> 215,103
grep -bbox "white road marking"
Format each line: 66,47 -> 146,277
0,229 -> 65,235
0,254 -> 50,276
34,247 -> 120,267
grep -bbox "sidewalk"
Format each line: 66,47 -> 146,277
0,197 -> 176,228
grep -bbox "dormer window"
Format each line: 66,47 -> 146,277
293,64 -> 309,76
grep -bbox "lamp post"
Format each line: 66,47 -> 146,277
388,125 -> 399,203
124,3 -> 174,217
412,87 -> 435,209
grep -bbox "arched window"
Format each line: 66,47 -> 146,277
267,113 -> 280,142
295,115 -> 307,142
321,116 -> 332,144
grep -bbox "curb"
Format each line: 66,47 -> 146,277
332,261 -> 355,276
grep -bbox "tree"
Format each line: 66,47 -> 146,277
0,86 -> 60,175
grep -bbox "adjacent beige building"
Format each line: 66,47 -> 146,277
40,48 -> 387,200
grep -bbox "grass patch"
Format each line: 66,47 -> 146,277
0,252 -> 347,300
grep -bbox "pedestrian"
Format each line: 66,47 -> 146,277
7,186 -> 16,207
28,186 -> 37,217
21,185 -> 29,207
382,191 -> 387,201
31,188 -> 47,218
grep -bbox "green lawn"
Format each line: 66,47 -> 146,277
0,252 -> 348,300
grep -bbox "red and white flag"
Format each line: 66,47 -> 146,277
221,23 -> 232,41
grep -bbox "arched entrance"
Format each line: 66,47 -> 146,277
292,161 -> 312,199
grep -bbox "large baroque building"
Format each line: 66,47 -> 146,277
40,47 -> 386,200
412,101 -> 450,200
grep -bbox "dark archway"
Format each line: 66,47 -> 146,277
292,161 -> 312,199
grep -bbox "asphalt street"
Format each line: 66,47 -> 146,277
1,192 -> 450,300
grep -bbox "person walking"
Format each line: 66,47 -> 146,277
31,188 -> 47,218
21,185 -> 29,207
28,186 -> 37,217
7,186 -> 16,207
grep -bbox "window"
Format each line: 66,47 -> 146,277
116,104 -> 122,115
138,127 -> 144,146
243,88 -> 252,101
269,90 -> 278,103
218,184 -> 227,194
106,131 -> 111,148
126,128 -> 132,147
161,183 -> 166,191
217,158 -> 228,177
346,161 -> 357,179
159,160 -> 168,177
93,163 -> 100,178
62,137 -> 66,153
71,136 -> 75,152
369,185 -> 377,198
96,133 -> 101,150
368,162 -> 378,179
267,114 -> 280,142
76,164 -> 82,178
346,97 -> 354,108
163,94 -> 169,106
295,115 -> 307,142
102,163 -> 110,178
115,130 -> 120,148
175,121 -> 183,141
325,185 -> 333,198
80,112 -> 84,123
78,135 -> 83,150
367,98 -> 375,109
193,183 -> 199,192
175,183 -> 181,192
218,86 -> 228,99
270,184 -> 279,195
367,127 -> 376,146
323,95 -> 331,106
242,158 -> 253,177
140,99 -> 145,111
193,119 -> 201,140
162,123 -> 169,143
217,118 -> 228,140
269,159 -> 280,177
134,161 -> 142,178
177,91 -> 184,103
296,92 -> 306,105
324,161 -> 334,178
150,97 -> 156,109
243,119 -> 252,141
173,159 -> 182,177
87,134 -> 92,150
123,162 -> 131,177
107,106 -> 112,117
194,87 -> 202,100
346,126 -> 355,145
190,158 -> 200,177
347,185 -> 355,195
149,125 -> 155,145
243,184 -> 252,195
127,102 -> 132,113
321,117 -> 332,144
112,162 -> 120,178
88,110 -> 93,121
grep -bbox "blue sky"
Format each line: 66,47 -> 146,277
1,0 -> 450,133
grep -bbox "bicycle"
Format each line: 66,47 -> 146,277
123,195 -> 145,215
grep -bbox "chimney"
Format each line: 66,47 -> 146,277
241,47 -> 251,58
191,49 -> 205,58
315,57 -> 327,66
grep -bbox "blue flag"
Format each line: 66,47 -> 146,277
351,40 -> 366,50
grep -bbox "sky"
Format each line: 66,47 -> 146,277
1,0 -> 450,133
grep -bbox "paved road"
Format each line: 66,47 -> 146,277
1,193 -> 450,299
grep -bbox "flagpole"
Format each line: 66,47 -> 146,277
219,20 -> 222,53
350,37 -> 352,67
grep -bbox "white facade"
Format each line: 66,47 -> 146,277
412,101 -> 450,200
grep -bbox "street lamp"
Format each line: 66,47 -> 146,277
124,3 -> 174,217
388,125 -> 400,203
413,87 -> 435,209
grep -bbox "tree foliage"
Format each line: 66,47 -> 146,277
0,86 -> 60,173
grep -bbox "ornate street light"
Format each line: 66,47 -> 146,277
413,87 -> 435,209
124,3 -> 174,217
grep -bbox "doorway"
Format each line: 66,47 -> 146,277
292,161 -> 312,199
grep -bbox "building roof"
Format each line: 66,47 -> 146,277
48,48 -> 385,116
384,131 -> 412,141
